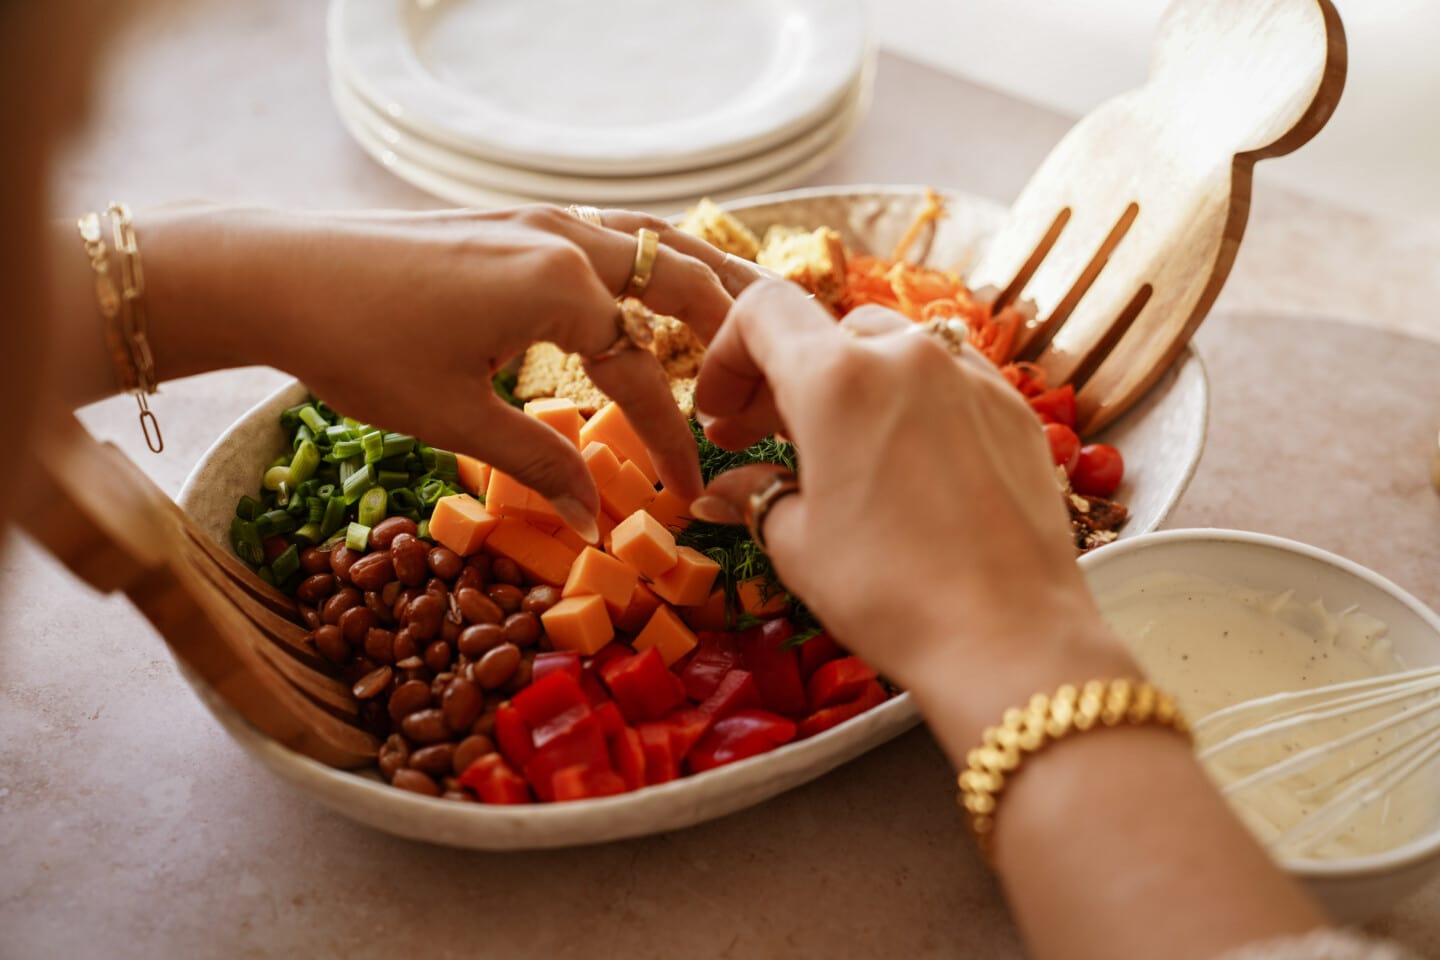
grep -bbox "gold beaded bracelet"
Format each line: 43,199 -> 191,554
957,678 -> 1191,860
77,203 -> 163,452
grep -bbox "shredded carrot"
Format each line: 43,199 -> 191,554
889,188 -> 947,263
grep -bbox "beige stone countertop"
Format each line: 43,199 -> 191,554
6,2 -> 1440,958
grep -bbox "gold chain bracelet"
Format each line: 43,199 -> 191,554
77,203 -> 163,452
957,678 -> 1190,860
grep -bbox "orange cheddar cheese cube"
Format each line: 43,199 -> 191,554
614,581 -> 663,633
485,469 -> 532,518
578,402 -> 658,484
540,595 -> 614,656
633,605 -> 699,667
484,517 -> 579,586
552,523 -> 589,554
599,460 -> 657,521
645,487 -> 692,532
427,495 -> 499,557
648,545 -> 721,607
581,441 -> 621,488
562,546 -> 639,619
682,587 -> 730,631
609,510 -> 677,579
524,397 -> 583,446
738,577 -> 788,618
455,455 -> 492,498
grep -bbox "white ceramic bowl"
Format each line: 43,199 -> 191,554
1080,529 -> 1440,923
176,186 -> 1209,849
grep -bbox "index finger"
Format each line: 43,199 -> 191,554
694,280 -> 842,424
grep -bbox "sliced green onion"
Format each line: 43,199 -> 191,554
416,478 -> 446,506
298,405 -> 328,434
321,496 -> 348,537
294,423 -> 314,449
430,448 -> 459,480
345,522 -> 371,552
416,519 -> 430,541
325,423 -> 351,440
276,480 -> 291,507
235,495 -> 262,522
382,433 -> 415,458
280,402 -> 311,430
306,498 -> 325,524
229,516 -> 264,566
271,544 -> 301,582
389,488 -> 420,514
357,486 -> 388,528
288,439 -> 320,485
293,521 -> 323,546
258,509 -> 297,537
361,430 -> 385,465
262,464 -> 290,492
332,439 -> 363,460
286,493 -> 308,517
256,566 -> 277,586
377,469 -> 409,489
316,483 -> 337,499
315,400 -> 336,420
342,464 -> 374,501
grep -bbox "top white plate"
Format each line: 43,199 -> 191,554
329,0 -> 870,176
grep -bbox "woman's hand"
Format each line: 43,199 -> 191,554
691,281 -> 1133,726
134,203 -> 767,538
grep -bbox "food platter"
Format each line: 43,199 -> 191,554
176,186 -> 1208,848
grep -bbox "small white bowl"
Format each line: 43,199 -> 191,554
1080,529 -> 1440,923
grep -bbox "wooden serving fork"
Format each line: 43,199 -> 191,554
20,417 -> 379,767
970,0 -> 1346,434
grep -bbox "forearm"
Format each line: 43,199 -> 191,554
906,625 -> 1326,960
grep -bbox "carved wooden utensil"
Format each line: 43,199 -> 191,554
20,417 -> 379,767
970,0 -> 1346,434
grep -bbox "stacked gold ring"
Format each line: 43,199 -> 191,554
625,227 -> 659,297
745,471 -> 801,552
565,204 -> 604,226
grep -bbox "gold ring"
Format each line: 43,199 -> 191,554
589,298 -> 658,364
565,204 -> 604,226
745,471 -> 801,552
624,227 -> 659,297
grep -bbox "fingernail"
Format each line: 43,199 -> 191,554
695,411 -> 716,428
550,495 -> 600,544
690,495 -> 743,525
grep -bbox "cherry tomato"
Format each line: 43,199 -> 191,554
1043,423 -> 1081,476
1071,443 -> 1125,498
1028,384 -> 1076,428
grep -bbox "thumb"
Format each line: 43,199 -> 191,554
691,463 -> 806,576
457,399 -> 601,544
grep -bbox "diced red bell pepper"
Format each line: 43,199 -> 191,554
806,656 -> 879,710
531,703 -> 593,751
698,668 -> 761,719
600,646 -> 687,723
609,727 -> 646,791
661,706 -> 713,763
494,702 -> 536,768
688,709 -> 798,773
592,700 -> 626,738
511,670 -> 589,729
580,672 -> 612,707
458,753 -> 532,804
799,631 -> 844,680
1028,383 -> 1076,429
584,642 -> 635,675
551,764 -> 628,801
532,651 -> 583,685
636,723 -> 678,784
679,631 -> 743,701
798,679 -> 887,739
523,713 -> 611,802
740,620 -> 809,717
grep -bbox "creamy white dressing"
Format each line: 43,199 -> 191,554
1097,571 -> 1439,860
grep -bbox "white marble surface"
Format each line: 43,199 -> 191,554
7,2 -> 1440,957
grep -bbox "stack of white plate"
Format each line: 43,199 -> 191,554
327,0 -> 874,210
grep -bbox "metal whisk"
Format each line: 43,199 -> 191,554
1193,666 -> 1440,856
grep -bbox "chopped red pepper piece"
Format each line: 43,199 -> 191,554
798,680 -> 887,739
592,700 -> 626,738
799,631 -> 844,679
532,651 -> 583,685
551,764 -> 627,801
494,702 -> 536,769
679,631 -> 743,701
458,753 -> 532,804
740,620 -> 809,717
600,646 -> 687,723
636,723 -> 678,784
662,707 -> 713,762
609,727 -> 646,791
806,656 -> 879,710
698,668 -> 762,719
511,670 -> 590,729
688,709 -> 798,773
523,713 -> 611,802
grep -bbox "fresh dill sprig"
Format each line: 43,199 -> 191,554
492,370 -> 524,409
